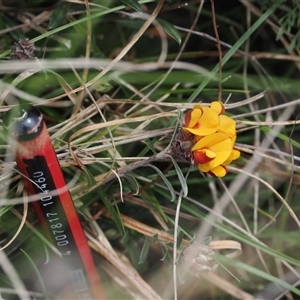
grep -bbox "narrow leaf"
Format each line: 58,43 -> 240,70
169,156 -> 188,197
48,4 -> 68,30
147,164 -> 176,202
143,139 -> 157,154
138,239 -> 150,264
101,192 -> 125,235
124,174 -> 140,195
20,249 -> 50,300
120,0 -> 141,12
157,18 -> 182,44
0,204 -> 14,217
82,166 -> 97,187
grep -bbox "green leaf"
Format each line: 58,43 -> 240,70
123,174 -> 140,195
276,26 -> 285,41
20,249 -> 50,300
143,139 -> 157,154
94,81 -> 113,93
157,18 -> 182,45
100,192 -> 125,235
169,156 -> 188,197
48,4 -> 68,30
146,190 -> 168,221
138,238 -> 150,264
82,166 -> 97,187
0,204 -> 14,217
1,15 -> 24,40
149,234 -> 159,243
147,164 -> 176,201
120,0 -> 141,12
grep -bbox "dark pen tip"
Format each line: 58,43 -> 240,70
4,105 -> 44,141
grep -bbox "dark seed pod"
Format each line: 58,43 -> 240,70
11,38 -> 35,60
170,128 -> 195,164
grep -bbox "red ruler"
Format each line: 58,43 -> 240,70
4,105 -> 106,299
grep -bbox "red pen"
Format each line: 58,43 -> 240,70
4,105 -> 105,299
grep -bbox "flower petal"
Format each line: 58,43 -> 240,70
223,148 -> 241,166
184,108 -> 203,128
208,165 -> 228,177
192,132 -> 231,152
184,107 -> 219,136
210,101 -> 224,115
193,150 -> 215,164
231,149 -> 241,160
184,110 -> 192,127
219,115 -> 236,138
204,149 -> 216,158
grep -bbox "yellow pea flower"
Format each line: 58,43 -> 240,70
171,101 -> 240,177
183,105 -> 219,136
192,132 -> 233,172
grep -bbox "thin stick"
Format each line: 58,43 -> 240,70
210,0 -> 223,100
173,168 -> 191,300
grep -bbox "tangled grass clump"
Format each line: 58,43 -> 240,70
1,1 -> 300,299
